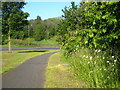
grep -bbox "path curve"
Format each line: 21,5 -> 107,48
2,52 -> 58,88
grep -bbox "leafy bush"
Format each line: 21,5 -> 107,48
58,2 -> 120,88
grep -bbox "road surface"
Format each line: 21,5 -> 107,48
2,52 -> 58,88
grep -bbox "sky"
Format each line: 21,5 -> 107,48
22,2 -> 80,20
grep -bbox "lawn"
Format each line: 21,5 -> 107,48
44,52 -> 86,88
0,49 -> 58,74
1,38 -> 59,48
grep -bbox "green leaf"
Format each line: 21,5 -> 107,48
89,33 -> 94,38
113,36 -> 118,39
103,29 -> 106,33
93,21 -> 96,25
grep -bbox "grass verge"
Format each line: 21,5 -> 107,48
0,49 -> 59,74
44,52 -> 85,88
1,37 -> 59,48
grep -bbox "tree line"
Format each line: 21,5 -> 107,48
2,2 -> 61,52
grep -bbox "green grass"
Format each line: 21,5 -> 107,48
0,49 -> 59,74
11,37 -> 58,45
62,48 -> 120,88
44,52 -> 85,88
0,44 -> 35,48
1,37 -> 59,48
30,39 -> 58,45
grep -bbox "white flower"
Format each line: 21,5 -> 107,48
90,56 -> 92,60
76,45 -> 79,47
114,60 -> 117,62
83,55 -> 85,57
88,62 -> 90,64
86,56 -> 88,58
94,61 -> 96,64
95,50 -> 98,52
103,57 -> 105,59
106,61 -> 109,63
90,71 -> 93,73
112,56 -> 114,58
98,50 -> 101,52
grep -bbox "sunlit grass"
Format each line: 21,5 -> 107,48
44,52 -> 85,88
1,49 -> 58,74
1,37 -> 59,48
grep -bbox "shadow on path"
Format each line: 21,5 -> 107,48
18,50 -> 47,53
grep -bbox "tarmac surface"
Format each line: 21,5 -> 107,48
2,52 -> 58,88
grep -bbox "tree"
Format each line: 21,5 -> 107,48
0,2 -> 1,45
34,24 -> 45,41
36,16 -> 42,24
2,2 -> 29,52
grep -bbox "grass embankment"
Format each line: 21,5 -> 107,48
61,48 -> 120,88
0,49 -> 58,74
44,52 -> 85,88
2,37 -> 59,48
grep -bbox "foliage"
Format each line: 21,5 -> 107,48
28,17 -> 61,41
58,2 -> 120,88
2,2 -> 29,43
58,2 -> 120,56
34,23 -> 46,41
64,48 -> 119,88
0,2 -> 2,45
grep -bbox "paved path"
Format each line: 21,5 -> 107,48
2,52 -> 58,88
0,47 -> 59,51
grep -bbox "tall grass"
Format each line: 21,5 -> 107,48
61,48 -> 120,88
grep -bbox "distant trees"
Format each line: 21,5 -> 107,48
2,2 -> 61,48
2,2 -> 29,52
34,23 -> 45,41
28,16 -> 61,41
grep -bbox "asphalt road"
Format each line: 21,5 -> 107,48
2,52 -> 58,88
0,47 -> 59,51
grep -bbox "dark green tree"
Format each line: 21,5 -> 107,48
2,2 -> 29,52
36,16 -> 42,24
0,2 -> 2,45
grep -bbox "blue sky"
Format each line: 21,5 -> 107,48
22,2 -> 80,20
